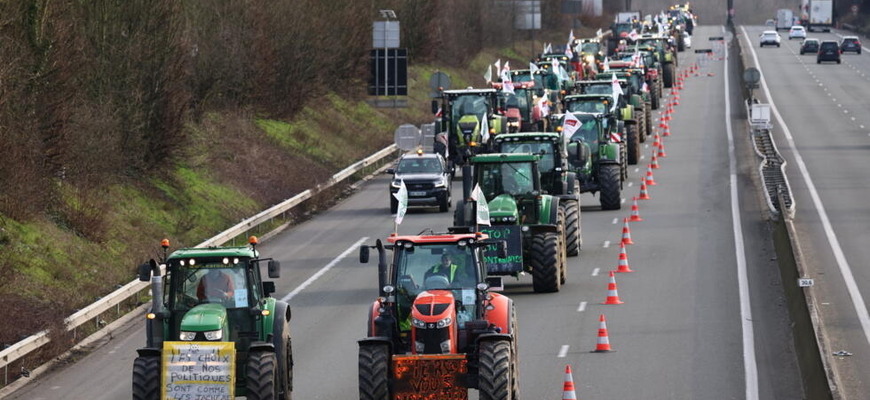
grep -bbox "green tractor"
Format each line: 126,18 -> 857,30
493,132 -> 582,256
132,237 -> 292,400
551,111 -> 626,210
432,88 -> 506,170
565,86 -> 642,166
493,80 -> 540,132
596,70 -> 652,162
509,68 -> 566,114
454,154 -> 568,292
613,47 -> 664,110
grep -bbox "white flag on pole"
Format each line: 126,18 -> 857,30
503,81 -> 515,95
484,64 -> 493,83
470,184 -> 491,226
494,59 -> 502,78
561,112 -> 581,142
480,114 -> 490,143
394,180 -> 408,225
530,62 -> 539,74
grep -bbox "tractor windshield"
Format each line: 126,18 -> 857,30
499,142 -> 556,172
580,42 -> 600,54
479,161 -> 535,198
581,84 -> 612,95
572,117 -> 601,153
450,95 -> 488,121
169,261 -> 254,311
394,243 -> 480,328
567,100 -> 609,114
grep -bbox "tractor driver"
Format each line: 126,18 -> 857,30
197,268 -> 235,301
424,253 -> 472,287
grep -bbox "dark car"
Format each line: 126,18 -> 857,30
388,152 -> 452,213
800,38 -> 820,54
840,36 -> 862,54
817,40 -> 841,64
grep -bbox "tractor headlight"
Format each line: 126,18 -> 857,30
411,318 -> 427,329
435,317 -> 453,329
440,339 -> 452,353
434,177 -> 448,188
179,331 -> 196,341
204,330 -> 223,341
415,341 -> 426,353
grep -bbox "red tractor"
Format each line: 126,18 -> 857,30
357,232 -> 519,400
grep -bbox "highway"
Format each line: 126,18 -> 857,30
7,25 -> 810,399
741,24 -> 870,400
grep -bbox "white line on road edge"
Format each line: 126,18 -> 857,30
557,345 -> 569,358
743,25 -> 870,357
281,237 -> 369,302
729,27 -> 760,400
577,301 -> 587,312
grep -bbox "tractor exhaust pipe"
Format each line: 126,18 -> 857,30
462,165 -> 473,200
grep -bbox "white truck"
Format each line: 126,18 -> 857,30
775,9 -> 794,31
806,0 -> 832,32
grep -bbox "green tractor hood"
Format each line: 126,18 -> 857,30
180,303 -> 227,332
488,194 -> 519,222
456,114 -> 482,146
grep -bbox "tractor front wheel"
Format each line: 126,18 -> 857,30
478,340 -> 514,400
132,356 -> 160,400
599,164 -> 622,210
531,232 -> 561,293
359,343 -> 391,400
246,352 -> 279,400
562,200 -> 581,256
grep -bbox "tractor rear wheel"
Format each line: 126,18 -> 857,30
557,206 -> 568,285
132,356 -> 160,400
246,352 -> 279,400
439,190 -> 450,212
651,82 -> 661,110
530,232 -> 560,293
478,340 -> 513,400
626,123 -> 640,165
599,164 -> 622,210
359,342 -> 391,400
562,200 -> 581,256
509,306 -> 520,399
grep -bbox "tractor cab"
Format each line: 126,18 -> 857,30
433,88 -> 506,168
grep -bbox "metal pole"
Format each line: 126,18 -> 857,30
384,19 -> 388,97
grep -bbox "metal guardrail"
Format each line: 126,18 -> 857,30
746,101 -> 795,219
0,143 -> 399,378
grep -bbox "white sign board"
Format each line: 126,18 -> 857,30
162,341 -> 236,400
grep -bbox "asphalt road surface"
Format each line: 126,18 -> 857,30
9,25 -> 810,400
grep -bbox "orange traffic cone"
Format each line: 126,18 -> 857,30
652,132 -> 661,148
562,365 -> 577,400
602,271 -> 625,304
644,165 -> 657,186
659,117 -> 669,129
628,196 -> 643,222
663,122 -> 671,137
593,314 -> 613,352
650,150 -> 660,169
657,139 -> 667,158
621,217 -> 634,245
638,179 -> 651,200
673,93 -> 680,106
614,242 -> 634,273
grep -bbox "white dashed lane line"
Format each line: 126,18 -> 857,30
577,301 -> 587,312
558,345 -> 569,358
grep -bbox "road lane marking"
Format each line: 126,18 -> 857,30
733,27 -> 761,400
558,345 -> 569,358
612,218 -> 619,224
578,301 -> 587,312
281,236 -> 369,302
603,240 -> 611,248
591,268 -> 600,276
744,23 -> 870,378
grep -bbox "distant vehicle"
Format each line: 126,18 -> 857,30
840,36 -> 862,54
817,40 -> 841,64
776,9 -> 794,30
759,31 -> 782,48
806,0 -> 833,32
800,38 -> 820,54
388,152 -> 452,213
788,26 -> 807,40
765,19 -> 775,28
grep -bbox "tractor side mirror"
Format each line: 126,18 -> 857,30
359,246 -> 370,263
431,100 -> 439,114
138,262 -> 152,282
485,276 -> 504,292
385,168 -> 395,175
268,260 -> 281,278
262,281 -> 276,297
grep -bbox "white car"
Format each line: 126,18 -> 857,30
788,26 -> 807,40
760,30 -> 781,47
